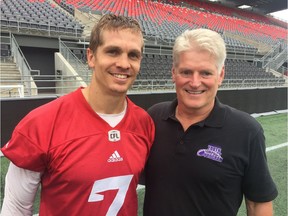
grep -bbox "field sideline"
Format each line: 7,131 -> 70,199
266,142 -> 288,151
1,111 -> 287,216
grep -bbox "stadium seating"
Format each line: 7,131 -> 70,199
55,0 -> 287,50
1,0 -> 84,36
0,0 -> 286,94
65,38 -> 281,89
225,59 -> 275,79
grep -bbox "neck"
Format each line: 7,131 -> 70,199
176,103 -> 214,131
82,86 -> 127,114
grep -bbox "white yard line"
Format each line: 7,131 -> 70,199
251,109 -> 288,118
266,142 -> 288,152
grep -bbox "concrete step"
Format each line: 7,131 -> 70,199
0,62 -> 25,97
0,64 -> 19,69
0,62 -> 17,66
0,68 -> 19,72
0,62 -> 21,81
0,75 -> 21,79
0,76 -> 21,81
0,81 -> 22,85
0,71 -> 20,75
1,72 -> 21,78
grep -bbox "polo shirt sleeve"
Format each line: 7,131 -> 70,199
242,127 -> 278,202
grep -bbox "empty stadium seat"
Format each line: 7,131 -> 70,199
56,0 -> 288,48
0,0 -> 84,37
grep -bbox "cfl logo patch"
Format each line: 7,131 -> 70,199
108,130 -> 121,142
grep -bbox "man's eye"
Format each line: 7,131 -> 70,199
107,50 -> 118,55
129,53 -> 141,60
180,71 -> 192,77
201,71 -> 212,76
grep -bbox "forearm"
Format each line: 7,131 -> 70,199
1,162 -> 41,216
245,199 -> 274,216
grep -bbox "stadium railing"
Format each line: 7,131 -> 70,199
0,85 -> 24,98
0,75 -> 287,98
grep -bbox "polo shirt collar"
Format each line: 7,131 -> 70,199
165,97 -> 226,128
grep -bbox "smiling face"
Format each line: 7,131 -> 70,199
87,28 -> 143,96
172,49 -> 225,115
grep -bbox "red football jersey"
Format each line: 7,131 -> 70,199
2,88 -> 155,216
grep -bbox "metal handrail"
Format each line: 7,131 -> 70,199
1,74 -> 287,98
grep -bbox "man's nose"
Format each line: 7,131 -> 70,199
116,55 -> 130,69
189,73 -> 201,87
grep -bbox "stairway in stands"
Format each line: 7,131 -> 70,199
0,61 -> 23,97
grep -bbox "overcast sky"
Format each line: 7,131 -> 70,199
269,9 -> 288,22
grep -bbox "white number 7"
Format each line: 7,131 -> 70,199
88,175 -> 133,216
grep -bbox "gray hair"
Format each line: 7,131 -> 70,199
173,28 -> 226,73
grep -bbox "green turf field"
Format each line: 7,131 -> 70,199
1,113 -> 287,215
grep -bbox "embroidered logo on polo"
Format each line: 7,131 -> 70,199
108,130 -> 121,142
197,145 -> 223,162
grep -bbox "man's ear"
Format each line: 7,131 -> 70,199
86,48 -> 95,69
218,66 -> 225,86
172,67 -> 176,83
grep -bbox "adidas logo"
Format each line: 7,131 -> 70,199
107,150 -> 123,162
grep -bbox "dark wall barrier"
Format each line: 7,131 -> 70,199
129,87 -> 287,114
1,88 -> 287,147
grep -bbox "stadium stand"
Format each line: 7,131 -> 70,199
0,0 -> 287,97
55,0 -> 286,46
0,0 -> 84,37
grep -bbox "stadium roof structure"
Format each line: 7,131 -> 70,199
208,0 -> 287,14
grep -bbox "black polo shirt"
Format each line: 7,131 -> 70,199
143,98 -> 278,216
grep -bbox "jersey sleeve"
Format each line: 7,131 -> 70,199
1,105 -> 51,173
1,94 -> 65,172
2,128 -> 47,172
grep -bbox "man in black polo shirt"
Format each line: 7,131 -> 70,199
141,29 -> 278,216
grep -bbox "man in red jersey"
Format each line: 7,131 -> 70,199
1,14 -> 155,216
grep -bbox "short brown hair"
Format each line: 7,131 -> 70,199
89,14 -> 143,53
